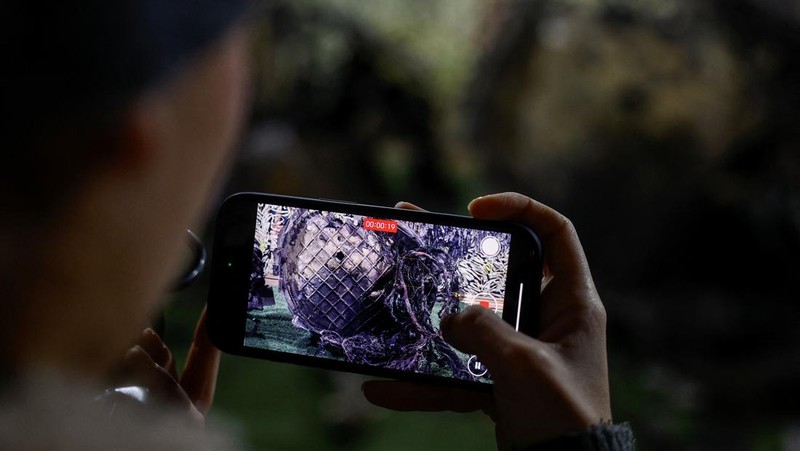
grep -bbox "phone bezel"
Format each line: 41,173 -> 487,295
207,193 -> 542,390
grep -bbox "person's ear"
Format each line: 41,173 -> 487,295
106,95 -> 167,176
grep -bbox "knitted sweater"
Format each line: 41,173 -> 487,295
521,423 -> 635,451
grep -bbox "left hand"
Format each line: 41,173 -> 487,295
106,306 -> 220,423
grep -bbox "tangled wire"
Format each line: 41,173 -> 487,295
277,210 -> 476,380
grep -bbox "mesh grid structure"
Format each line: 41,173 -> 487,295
277,210 -> 396,337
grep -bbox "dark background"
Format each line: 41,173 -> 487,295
165,1 -> 800,449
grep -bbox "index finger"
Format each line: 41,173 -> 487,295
179,306 -> 221,415
468,192 -> 593,286
394,201 -> 424,211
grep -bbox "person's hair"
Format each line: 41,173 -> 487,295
2,113 -> 125,229
1,0 -> 254,229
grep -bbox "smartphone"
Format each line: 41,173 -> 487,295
207,193 -> 542,389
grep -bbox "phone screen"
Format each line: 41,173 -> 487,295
243,202 -> 513,383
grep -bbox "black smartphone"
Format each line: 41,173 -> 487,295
207,193 -> 542,390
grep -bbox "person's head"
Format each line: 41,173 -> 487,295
1,2 -> 255,376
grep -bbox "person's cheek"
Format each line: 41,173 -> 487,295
194,27 -> 254,225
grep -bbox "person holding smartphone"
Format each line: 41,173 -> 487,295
0,2 -> 631,450
2,1 -> 255,448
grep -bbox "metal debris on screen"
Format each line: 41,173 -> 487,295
251,204 -> 509,381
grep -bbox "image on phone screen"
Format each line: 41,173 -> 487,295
243,203 -> 513,383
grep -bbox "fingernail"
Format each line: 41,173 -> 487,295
467,197 -> 483,212
125,345 -> 145,362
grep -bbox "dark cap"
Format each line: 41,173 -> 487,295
3,0 -> 257,128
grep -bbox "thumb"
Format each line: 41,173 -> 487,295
442,305 -> 531,373
179,306 -> 221,415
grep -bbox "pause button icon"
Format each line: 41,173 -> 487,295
467,355 -> 489,377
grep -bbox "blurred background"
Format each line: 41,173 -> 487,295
165,0 -> 800,449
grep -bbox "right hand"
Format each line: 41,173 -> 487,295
363,192 -> 611,449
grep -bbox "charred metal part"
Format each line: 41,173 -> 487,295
277,210 -> 397,337
273,209 -> 496,380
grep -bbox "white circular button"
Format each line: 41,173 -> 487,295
480,236 -> 501,257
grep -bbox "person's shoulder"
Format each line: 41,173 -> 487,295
0,370 -> 242,450
518,423 -> 635,451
